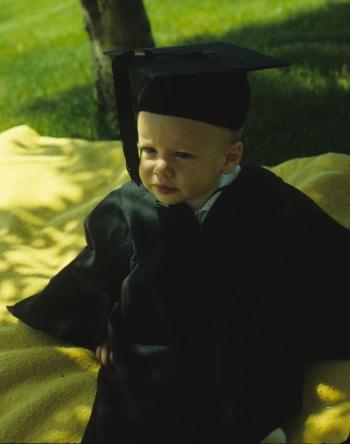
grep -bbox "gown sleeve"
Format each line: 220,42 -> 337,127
7,188 -> 134,351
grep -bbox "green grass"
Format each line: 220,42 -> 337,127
1,0 -> 349,165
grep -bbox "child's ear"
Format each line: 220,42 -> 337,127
222,141 -> 243,174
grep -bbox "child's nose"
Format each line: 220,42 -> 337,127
154,158 -> 173,177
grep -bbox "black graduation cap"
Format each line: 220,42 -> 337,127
105,42 -> 288,183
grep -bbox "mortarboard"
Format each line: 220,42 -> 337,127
105,42 -> 288,183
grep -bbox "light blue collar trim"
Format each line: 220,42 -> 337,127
195,165 -> 241,220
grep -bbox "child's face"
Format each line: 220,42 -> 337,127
138,112 -> 242,211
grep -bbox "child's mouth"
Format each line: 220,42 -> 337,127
154,184 -> 176,194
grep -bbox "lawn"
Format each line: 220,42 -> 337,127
1,0 -> 349,165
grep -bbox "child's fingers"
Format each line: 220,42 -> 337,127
101,344 -> 111,367
96,343 -> 114,368
96,342 -> 115,368
96,344 -> 103,362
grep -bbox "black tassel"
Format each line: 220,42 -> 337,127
112,51 -> 141,184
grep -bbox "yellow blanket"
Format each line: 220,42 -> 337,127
1,125 -> 350,443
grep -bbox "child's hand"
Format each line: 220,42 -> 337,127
96,342 -> 114,369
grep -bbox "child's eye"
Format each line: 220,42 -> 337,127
141,147 -> 156,154
175,151 -> 192,159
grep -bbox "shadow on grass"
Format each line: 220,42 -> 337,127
184,1 -> 349,72
25,84 -> 118,141
180,1 -> 350,165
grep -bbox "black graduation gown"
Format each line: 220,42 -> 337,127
8,164 -> 350,443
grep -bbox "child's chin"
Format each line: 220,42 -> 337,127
154,194 -> 183,207
156,196 -> 177,206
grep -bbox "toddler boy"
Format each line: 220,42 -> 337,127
9,42 -> 350,443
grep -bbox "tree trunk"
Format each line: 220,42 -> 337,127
80,0 -> 155,120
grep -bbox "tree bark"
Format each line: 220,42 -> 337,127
80,0 -> 155,119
